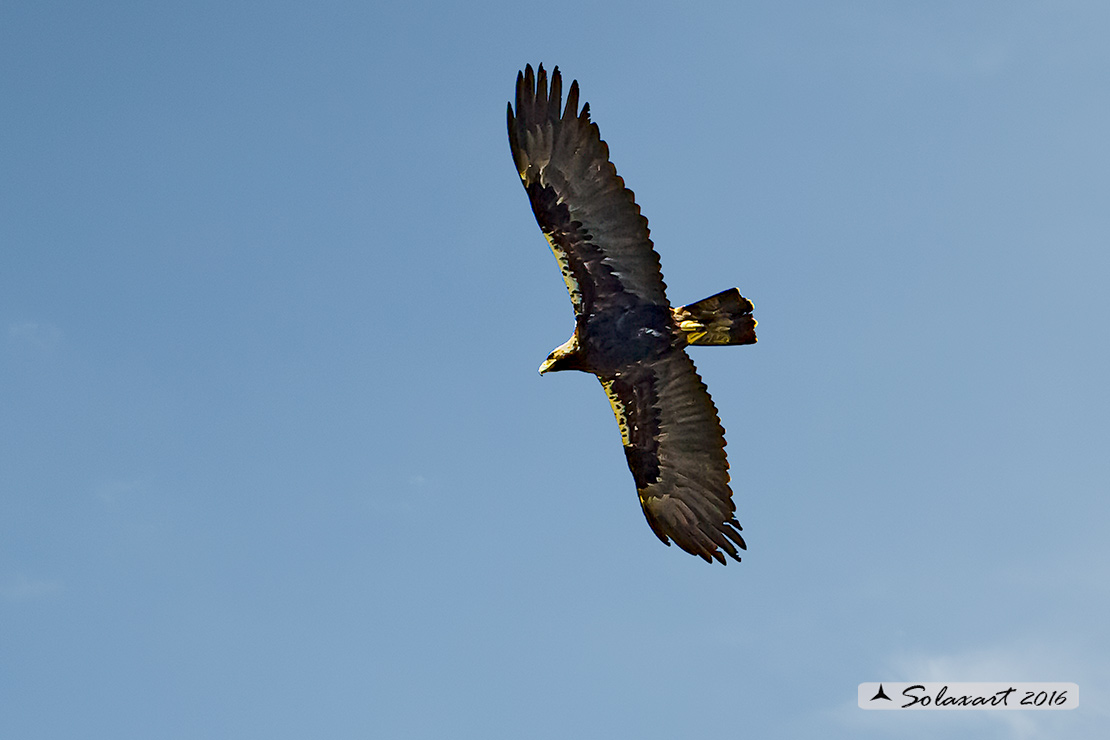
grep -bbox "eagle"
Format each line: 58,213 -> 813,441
508,64 -> 758,564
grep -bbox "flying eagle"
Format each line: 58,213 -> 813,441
508,64 -> 758,564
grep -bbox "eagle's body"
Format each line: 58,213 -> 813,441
508,65 -> 757,564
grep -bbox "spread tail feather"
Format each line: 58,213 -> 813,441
673,288 -> 757,346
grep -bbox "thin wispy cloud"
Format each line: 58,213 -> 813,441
6,321 -> 62,351
95,478 -> 143,506
1,574 -> 63,603
879,642 -> 1104,740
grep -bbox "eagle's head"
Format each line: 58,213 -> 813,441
539,331 -> 586,374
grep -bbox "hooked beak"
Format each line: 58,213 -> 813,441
538,356 -> 556,375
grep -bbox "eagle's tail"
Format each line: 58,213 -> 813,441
672,288 -> 757,346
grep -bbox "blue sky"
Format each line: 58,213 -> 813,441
3,1 -> 1108,737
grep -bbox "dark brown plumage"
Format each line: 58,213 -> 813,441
508,64 -> 757,564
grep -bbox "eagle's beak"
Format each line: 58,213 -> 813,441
538,356 -> 556,375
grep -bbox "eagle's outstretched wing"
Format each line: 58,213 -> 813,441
510,64 -> 750,564
507,64 -> 669,316
601,353 -> 746,564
